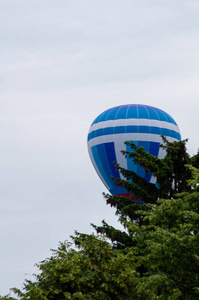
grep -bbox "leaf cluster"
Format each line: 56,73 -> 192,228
7,234 -> 139,300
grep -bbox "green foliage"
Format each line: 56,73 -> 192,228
92,138 -> 199,298
130,166 -> 199,299
10,234 -> 139,300
2,137 -> 199,299
95,137 -> 196,248
117,136 -> 192,200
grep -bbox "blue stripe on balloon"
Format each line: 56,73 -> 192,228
115,126 -> 126,134
104,127 -> 114,135
137,141 -> 149,180
151,127 -> 162,134
138,126 -> 150,133
91,145 -> 113,191
88,126 -> 181,141
149,141 -> 160,156
103,143 -> 127,195
126,126 -> 138,133
126,141 -> 138,178
161,128 -> 173,136
104,143 -> 120,179
92,143 -> 127,195
95,144 -> 114,184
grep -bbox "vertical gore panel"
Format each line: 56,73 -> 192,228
126,141 -> 138,177
156,110 -> 168,122
104,142 -> 121,179
147,108 -> 158,120
95,144 -> 114,189
138,107 -> 149,119
149,141 -> 160,156
104,142 -> 127,195
138,141 -> 152,182
127,106 -> 138,119
91,145 -> 112,192
105,108 -> 119,121
116,108 -> 128,119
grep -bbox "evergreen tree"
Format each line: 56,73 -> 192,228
128,166 -> 199,299
94,137 -> 197,249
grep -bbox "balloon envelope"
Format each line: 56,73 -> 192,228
87,104 -> 181,196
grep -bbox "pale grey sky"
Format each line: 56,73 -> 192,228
1,0 -> 199,295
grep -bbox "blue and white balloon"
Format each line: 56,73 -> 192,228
87,104 -> 181,197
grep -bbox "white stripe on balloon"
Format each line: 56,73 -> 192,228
89,119 -> 180,134
88,133 -> 178,148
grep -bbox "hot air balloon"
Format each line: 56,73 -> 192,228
87,104 -> 181,198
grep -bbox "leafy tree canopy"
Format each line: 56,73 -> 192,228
2,137 -> 199,300
3,234 -> 140,300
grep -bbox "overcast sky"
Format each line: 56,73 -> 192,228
1,0 -> 199,295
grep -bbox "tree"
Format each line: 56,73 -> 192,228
126,166 -> 199,299
92,138 -> 199,299
2,138 -> 199,299
6,234 -> 139,300
94,137 -> 197,249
